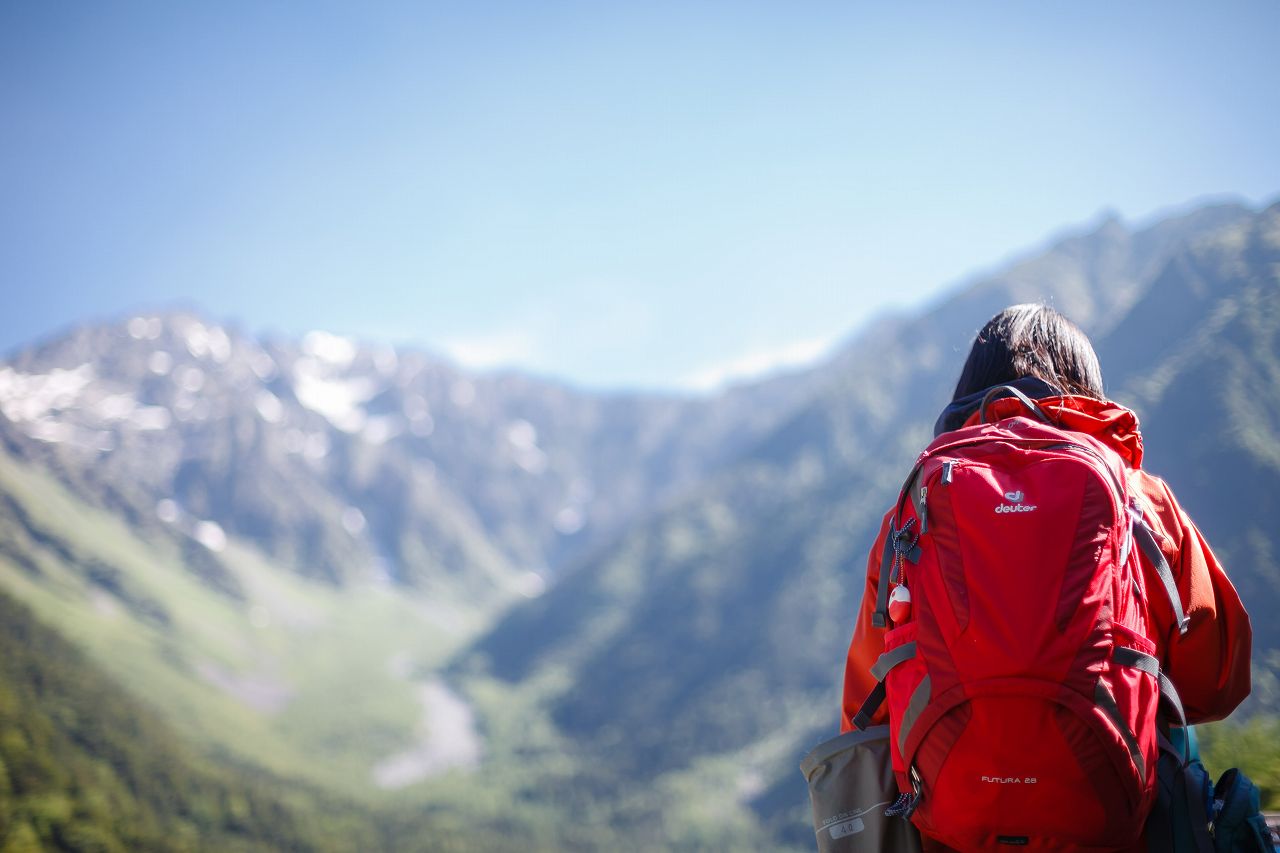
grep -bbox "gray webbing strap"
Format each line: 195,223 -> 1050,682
979,384 -> 1053,424
1113,646 -> 1159,678
854,643 -> 920,731
872,528 -> 895,628
1158,672 -> 1187,732
898,675 -> 931,757
851,681 -> 886,731
912,481 -> 928,535
870,641 -> 917,682
1095,680 -> 1146,778
873,520 -> 921,628
1132,516 -> 1190,636
1112,645 -> 1188,731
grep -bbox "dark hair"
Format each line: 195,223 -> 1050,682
952,304 -> 1104,400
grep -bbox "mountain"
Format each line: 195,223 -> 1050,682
1101,206 -> 1280,658
465,200 -> 1279,844
0,300 -> 827,847
0,197 -> 1275,851
0,318 -> 814,605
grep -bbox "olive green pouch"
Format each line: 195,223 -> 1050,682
800,726 -> 923,852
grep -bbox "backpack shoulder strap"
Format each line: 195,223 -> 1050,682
1131,511 -> 1191,636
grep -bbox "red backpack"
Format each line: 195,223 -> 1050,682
851,387 -> 1190,851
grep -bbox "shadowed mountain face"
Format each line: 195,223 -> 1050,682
0,198 -> 1274,850
1102,209 -> 1280,655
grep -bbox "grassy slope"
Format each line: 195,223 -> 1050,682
0,444 -> 724,850
0,582 -> 583,852
0,448 -> 487,797
0,447 -> 634,850
1200,717 -> 1280,809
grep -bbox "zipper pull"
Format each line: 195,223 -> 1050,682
941,461 -> 954,485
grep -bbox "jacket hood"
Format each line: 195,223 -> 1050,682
938,382 -> 1145,469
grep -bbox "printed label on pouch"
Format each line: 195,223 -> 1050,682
828,817 -> 865,839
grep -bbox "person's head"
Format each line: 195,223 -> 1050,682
952,304 -> 1104,401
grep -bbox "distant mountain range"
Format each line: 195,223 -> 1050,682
0,312 -> 821,601
0,197 -> 1275,851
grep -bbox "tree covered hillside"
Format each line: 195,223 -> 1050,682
0,589 -> 547,852
0,589 -> 379,851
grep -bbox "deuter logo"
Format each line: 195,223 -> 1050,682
996,489 -> 1036,514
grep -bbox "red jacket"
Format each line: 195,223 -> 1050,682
839,396 -> 1252,850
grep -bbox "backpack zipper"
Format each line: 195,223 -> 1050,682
1043,442 -> 1125,498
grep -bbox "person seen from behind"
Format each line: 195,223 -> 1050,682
839,304 -> 1252,852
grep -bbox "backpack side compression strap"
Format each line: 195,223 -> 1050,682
1113,646 -> 1189,759
852,643 -> 919,730
852,682 -> 886,732
873,530 -> 896,628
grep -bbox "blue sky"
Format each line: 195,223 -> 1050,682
3,1 -> 1278,390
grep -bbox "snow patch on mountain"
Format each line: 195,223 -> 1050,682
303,330 -> 357,368
506,419 -> 548,474
0,364 -> 95,422
179,320 -> 232,363
291,358 -> 378,433
127,316 -> 163,340
255,390 -> 285,423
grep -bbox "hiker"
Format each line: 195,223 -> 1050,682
838,304 -> 1253,852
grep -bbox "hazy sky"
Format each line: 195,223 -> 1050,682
3,1 -> 1278,390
